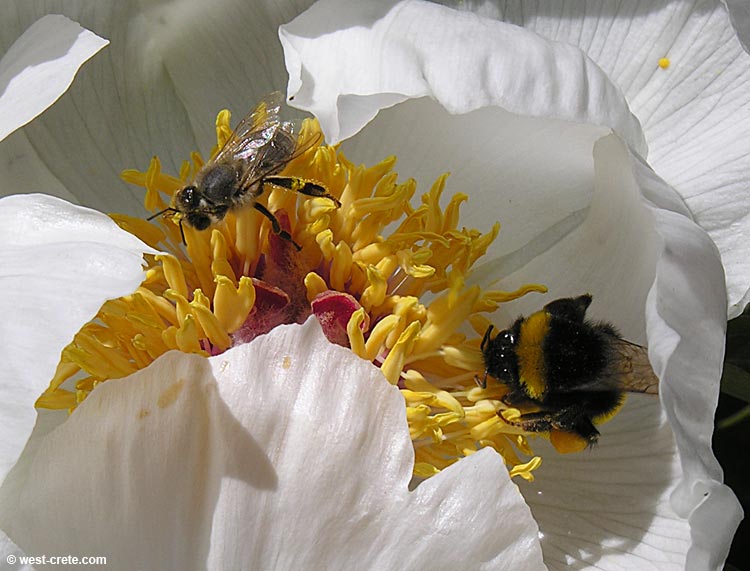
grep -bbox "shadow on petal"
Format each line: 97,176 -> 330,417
0,351 -> 276,570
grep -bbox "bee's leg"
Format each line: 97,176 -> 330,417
252,203 -> 302,251
264,176 -> 341,207
501,409 -> 599,445
500,410 -> 556,433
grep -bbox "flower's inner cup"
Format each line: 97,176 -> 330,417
35,101 -> 612,480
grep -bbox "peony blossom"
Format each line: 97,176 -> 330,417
0,2 -> 747,570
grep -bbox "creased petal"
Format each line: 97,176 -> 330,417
479,1 -> 750,316
0,319 -> 545,571
280,0 -> 645,154
0,194 -> 156,486
0,15 -> 107,142
633,147 -> 744,568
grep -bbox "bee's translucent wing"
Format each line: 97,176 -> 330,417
213,92 -> 284,164
237,120 -> 324,190
610,338 -> 659,394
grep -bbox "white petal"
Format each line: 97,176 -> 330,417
280,0 -> 645,154
0,15 -> 107,142
526,396 -> 690,570
0,319 -> 545,570
0,194 -> 156,486
490,134 -> 740,568
479,2 -> 750,316
472,134 -> 662,343
0,5 -> 195,216
637,160 -> 743,567
143,0 -> 317,146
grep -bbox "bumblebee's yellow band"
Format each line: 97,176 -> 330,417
515,310 -> 549,400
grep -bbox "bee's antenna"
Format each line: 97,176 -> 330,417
178,218 -> 186,245
147,207 -> 178,221
146,207 -> 187,245
481,325 -> 494,352
474,372 -> 489,390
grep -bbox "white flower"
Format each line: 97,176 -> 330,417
0,2 -> 746,570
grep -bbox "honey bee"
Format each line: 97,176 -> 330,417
150,92 -> 340,248
478,294 -> 658,447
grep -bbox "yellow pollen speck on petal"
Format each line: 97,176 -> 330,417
157,378 -> 185,408
658,57 -> 670,69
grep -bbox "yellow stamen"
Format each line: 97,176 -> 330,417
43,108 -> 561,483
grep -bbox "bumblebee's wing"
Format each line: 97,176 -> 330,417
213,92 -> 284,164
610,338 -> 659,394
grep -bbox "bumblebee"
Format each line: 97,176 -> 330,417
151,92 -> 340,248
479,294 -> 658,450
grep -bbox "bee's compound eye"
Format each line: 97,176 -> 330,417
178,185 -> 199,208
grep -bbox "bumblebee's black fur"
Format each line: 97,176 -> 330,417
480,294 -> 625,446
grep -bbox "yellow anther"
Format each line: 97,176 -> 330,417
35,388 -> 77,410
215,109 -> 233,149
316,229 -> 335,260
346,308 -> 368,359
156,255 -> 188,299
211,230 -> 237,283
189,300 -> 232,351
48,360 -> 80,391
364,315 -> 402,361
174,314 -> 203,353
234,207 -> 263,264
163,290 -> 194,331
396,249 -> 435,279
381,321 -> 421,384
213,275 -> 255,333
330,241 -> 353,291
474,283 -> 548,312
360,265 -> 387,310
509,457 -> 542,481
304,272 -> 329,303
192,288 -> 210,309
